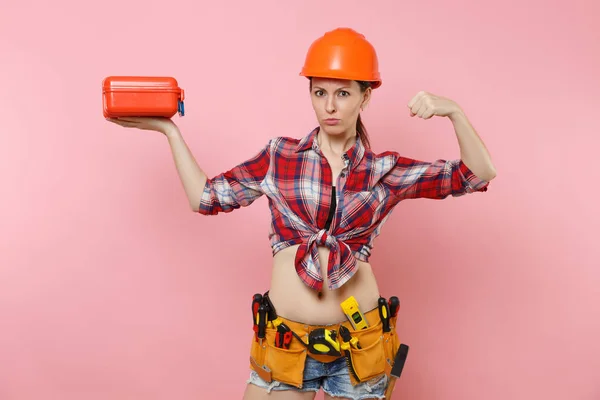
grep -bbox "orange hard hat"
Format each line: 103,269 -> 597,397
300,28 -> 382,89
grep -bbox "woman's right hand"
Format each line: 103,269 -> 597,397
106,117 -> 178,136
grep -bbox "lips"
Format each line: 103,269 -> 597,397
324,118 -> 340,125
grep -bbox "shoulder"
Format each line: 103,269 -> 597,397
361,140 -> 400,158
273,135 -> 299,148
266,135 -> 305,156
368,148 -> 401,161
365,147 -> 437,168
360,147 -> 402,171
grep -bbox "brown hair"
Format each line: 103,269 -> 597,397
309,78 -> 372,149
355,81 -> 372,149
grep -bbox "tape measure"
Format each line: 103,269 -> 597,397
307,328 -> 341,357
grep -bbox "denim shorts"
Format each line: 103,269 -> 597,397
247,354 -> 388,400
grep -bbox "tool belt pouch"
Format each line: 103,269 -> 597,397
345,316 -> 401,386
249,327 -> 308,388
383,315 -> 401,377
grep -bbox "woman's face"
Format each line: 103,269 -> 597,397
310,78 -> 371,137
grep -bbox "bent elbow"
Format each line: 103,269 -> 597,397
483,167 -> 497,181
189,196 -> 201,213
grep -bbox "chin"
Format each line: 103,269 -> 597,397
320,124 -> 347,136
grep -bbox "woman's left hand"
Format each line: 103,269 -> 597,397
407,91 -> 462,119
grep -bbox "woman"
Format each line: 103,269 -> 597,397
107,28 -> 496,400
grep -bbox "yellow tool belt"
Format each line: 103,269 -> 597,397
249,306 -> 401,389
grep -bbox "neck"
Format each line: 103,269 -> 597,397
318,128 -> 357,157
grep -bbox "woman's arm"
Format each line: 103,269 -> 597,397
448,107 -> 497,181
163,125 -> 208,211
408,90 -> 497,182
164,124 -> 271,214
379,91 -> 495,203
107,117 -> 270,214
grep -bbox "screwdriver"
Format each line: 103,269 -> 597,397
378,297 -> 391,333
388,296 -> 400,318
252,293 -> 263,341
257,304 -> 267,345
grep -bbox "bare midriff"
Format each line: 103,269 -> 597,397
267,243 -> 381,325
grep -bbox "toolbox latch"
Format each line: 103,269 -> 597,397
178,89 -> 185,116
178,99 -> 185,116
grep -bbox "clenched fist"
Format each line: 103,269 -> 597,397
407,91 -> 462,119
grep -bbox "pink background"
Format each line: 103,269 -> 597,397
1,0 -> 598,399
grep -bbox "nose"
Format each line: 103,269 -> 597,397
325,96 -> 336,114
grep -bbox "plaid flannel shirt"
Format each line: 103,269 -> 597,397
198,127 -> 489,291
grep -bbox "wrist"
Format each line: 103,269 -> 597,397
448,106 -> 466,122
163,125 -> 181,139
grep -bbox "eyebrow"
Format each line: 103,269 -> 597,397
312,86 -> 352,91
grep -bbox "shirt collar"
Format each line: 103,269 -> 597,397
296,126 -> 365,170
295,127 -> 318,152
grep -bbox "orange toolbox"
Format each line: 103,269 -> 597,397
102,76 -> 185,118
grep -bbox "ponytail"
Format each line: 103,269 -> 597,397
356,114 -> 371,149
356,81 -> 372,149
